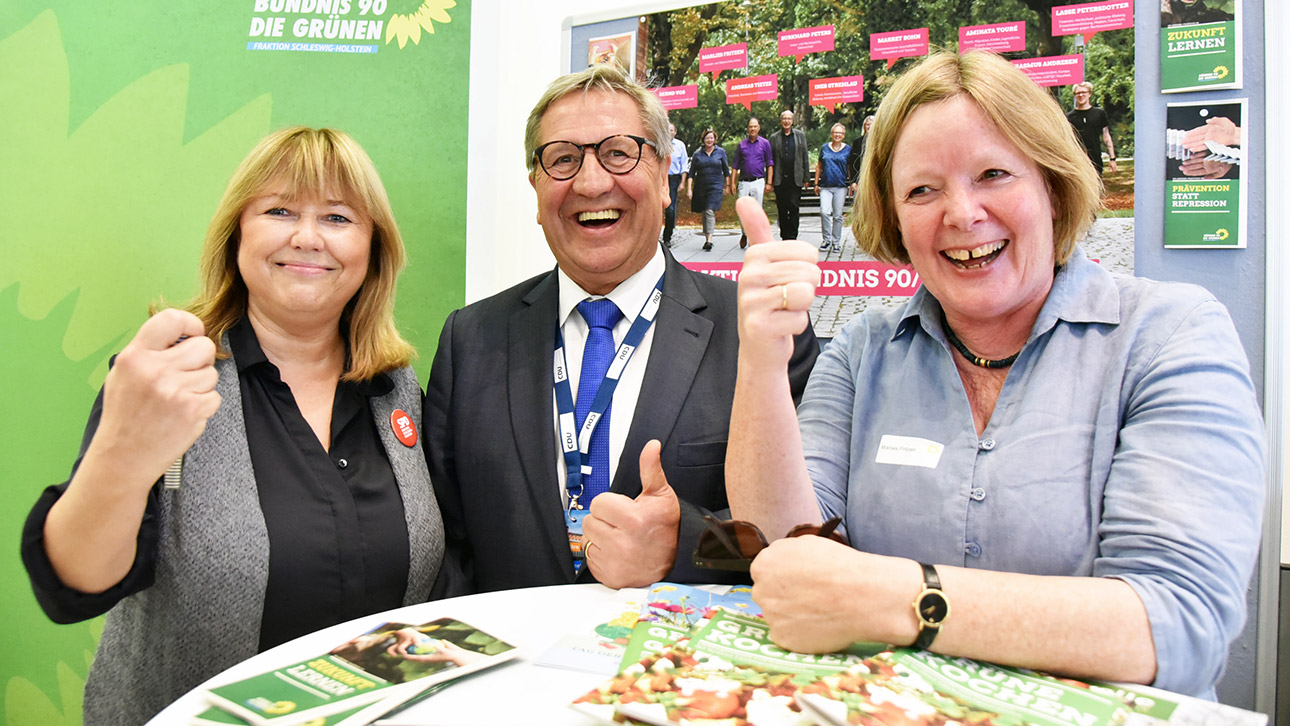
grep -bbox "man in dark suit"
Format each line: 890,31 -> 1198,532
768,109 -> 809,240
425,64 -> 817,596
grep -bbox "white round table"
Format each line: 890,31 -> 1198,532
148,583 -> 646,725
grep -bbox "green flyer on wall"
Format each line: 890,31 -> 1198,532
1160,0 -> 1240,92
1164,98 -> 1246,248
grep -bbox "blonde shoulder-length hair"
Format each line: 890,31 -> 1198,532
187,126 -> 414,381
853,51 -> 1102,266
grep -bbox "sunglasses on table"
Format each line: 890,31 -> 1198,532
693,515 -> 849,572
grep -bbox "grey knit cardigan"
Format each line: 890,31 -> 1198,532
82,353 -> 443,726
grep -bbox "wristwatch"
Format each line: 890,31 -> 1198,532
912,562 -> 950,650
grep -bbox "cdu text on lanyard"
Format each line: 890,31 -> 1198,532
553,274 -> 665,518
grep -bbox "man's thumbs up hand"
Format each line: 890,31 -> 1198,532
583,440 -> 680,589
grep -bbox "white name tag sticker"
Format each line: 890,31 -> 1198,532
875,435 -> 944,469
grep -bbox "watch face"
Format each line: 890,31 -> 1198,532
916,590 -> 949,626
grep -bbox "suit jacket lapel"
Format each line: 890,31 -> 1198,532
612,253 -> 713,496
510,270 -> 576,575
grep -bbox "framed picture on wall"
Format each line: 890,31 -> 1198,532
587,31 -> 636,75
565,0 -> 1136,338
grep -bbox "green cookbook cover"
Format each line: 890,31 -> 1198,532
206,618 -> 514,726
573,610 -> 1266,726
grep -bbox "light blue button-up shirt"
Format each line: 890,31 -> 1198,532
668,138 -> 688,176
799,247 -> 1264,697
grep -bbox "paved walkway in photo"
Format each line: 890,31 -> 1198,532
667,210 -> 1135,339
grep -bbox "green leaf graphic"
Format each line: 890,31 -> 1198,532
5,662 -> 85,726
1,10 -> 275,724
0,284 -> 111,726
0,10 -> 272,374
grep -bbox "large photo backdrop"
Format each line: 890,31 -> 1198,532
570,0 -> 1136,338
0,2 -> 470,723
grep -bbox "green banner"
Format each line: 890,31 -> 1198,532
0,2 -> 470,724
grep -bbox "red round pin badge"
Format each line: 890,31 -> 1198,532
390,409 -> 418,447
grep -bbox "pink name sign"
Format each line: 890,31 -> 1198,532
698,43 -> 747,82
1011,54 -> 1085,87
870,28 -> 929,68
817,263 -> 921,296
1052,0 -> 1134,45
958,21 -> 1026,53
652,85 -> 698,110
725,74 -> 779,111
681,262 -> 921,297
808,76 -> 864,113
778,25 -> 835,64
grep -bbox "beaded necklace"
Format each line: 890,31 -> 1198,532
942,315 -> 1020,369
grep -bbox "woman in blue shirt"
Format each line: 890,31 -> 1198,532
687,128 -> 730,251
721,51 -> 1263,698
813,123 -> 850,253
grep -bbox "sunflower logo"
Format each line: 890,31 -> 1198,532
260,700 -> 298,715
1213,65 -> 1230,78
386,0 -> 456,49
1215,228 -> 1230,240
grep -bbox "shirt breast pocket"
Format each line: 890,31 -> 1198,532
988,420 -> 1100,575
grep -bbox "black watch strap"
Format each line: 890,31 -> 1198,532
912,562 -> 949,650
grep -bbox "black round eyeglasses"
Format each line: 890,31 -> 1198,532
533,134 -> 657,181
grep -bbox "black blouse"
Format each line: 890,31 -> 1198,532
22,318 -> 411,650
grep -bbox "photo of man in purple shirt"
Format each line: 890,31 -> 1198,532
731,117 -> 773,249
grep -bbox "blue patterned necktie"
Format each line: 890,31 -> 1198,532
575,298 -> 624,503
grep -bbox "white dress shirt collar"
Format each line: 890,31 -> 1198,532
557,243 -> 666,330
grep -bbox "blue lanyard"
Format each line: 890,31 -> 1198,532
554,274 -> 665,517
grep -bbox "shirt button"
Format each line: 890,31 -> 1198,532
978,438 -> 996,451
337,458 -> 348,469
970,487 -> 986,501
965,542 -> 982,557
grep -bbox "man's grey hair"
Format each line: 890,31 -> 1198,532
525,64 -> 672,172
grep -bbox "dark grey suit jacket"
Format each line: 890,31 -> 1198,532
425,250 -> 818,595
769,127 -> 809,188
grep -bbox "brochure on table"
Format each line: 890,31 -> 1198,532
202,618 -> 516,726
573,610 -> 1267,726
533,581 -> 760,676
